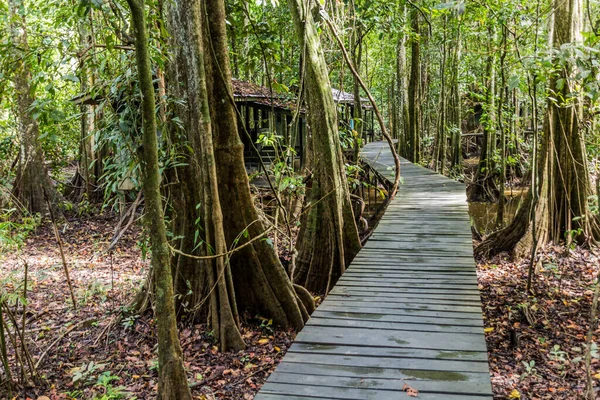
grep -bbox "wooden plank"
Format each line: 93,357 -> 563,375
341,270 -> 477,277
289,343 -> 487,361
307,317 -> 484,334
319,299 -> 483,314
279,352 -> 489,373
327,293 -> 482,306
334,281 -> 481,291
266,370 -> 492,396
339,275 -> 478,285
261,375 -> 492,399
327,289 -> 483,302
294,326 -> 488,352
311,310 -> 484,327
331,286 -> 481,296
274,360 -> 491,382
314,305 -> 483,322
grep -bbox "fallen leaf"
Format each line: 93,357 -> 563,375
484,327 -> 494,333
508,389 -> 521,399
402,383 -> 419,397
257,338 -> 269,345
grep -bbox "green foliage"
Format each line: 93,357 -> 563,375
520,360 -> 539,380
94,371 -> 128,400
0,208 -> 38,252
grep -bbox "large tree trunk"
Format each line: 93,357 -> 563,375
125,1 -> 192,398
287,0 -> 362,294
449,15 -> 462,170
540,0 -> 598,244
166,0 -> 245,351
406,8 -> 421,163
476,0 -> 599,257
201,0 -> 309,329
396,4 -> 409,157
9,0 -> 59,214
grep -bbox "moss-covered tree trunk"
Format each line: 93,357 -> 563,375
196,0 -> 309,330
125,1 -> 192,398
449,16 -> 462,170
166,0 -> 245,351
287,0 -> 361,294
406,8 -> 421,163
76,14 -> 98,201
396,4 -> 409,157
9,0 -> 59,214
539,0 -> 598,244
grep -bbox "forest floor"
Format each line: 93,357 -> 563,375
477,245 -> 600,399
1,213 -> 294,400
3,211 -> 600,400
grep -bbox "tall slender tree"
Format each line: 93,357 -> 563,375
406,7 -> 422,163
125,0 -> 192,398
8,0 -> 60,213
287,0 -> 362,294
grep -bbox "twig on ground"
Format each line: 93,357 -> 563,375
45,191 -> 77,309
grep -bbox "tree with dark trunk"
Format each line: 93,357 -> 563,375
165,0 -> 310,350
9,0 -> 60,214
406,8 -> 421,163
287,0 -> 362,294
125,0 -> 192,398
166,0 -> 246,351
395,4 -> 409,157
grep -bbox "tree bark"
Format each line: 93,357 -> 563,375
287,0 -> 361,294
9,0 -> 59,214
166,0 -> 245,351
396,4 -> 409,157
125,1 -> 192,398
201,0 -> 309,329
406,8 -> 421,163
351,23 -> 363,161
449,14 -> 462,169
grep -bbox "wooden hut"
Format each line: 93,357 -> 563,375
233,80 -> 378,169
331,88 -> 376,143
232,79 -> 305,170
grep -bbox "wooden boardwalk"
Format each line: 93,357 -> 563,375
255,141 -> 492,399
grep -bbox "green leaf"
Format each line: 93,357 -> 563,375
62,73 -> 80,83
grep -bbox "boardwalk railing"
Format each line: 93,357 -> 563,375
350,160 -> 393,241
256,141 -> 493,400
